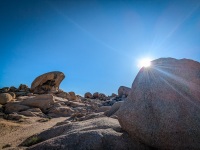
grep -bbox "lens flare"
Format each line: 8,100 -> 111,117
138,58 -> 152,68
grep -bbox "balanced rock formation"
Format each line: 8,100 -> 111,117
31,71 -> 65,94
118,86 -> 131,97
117,58 -> 200,149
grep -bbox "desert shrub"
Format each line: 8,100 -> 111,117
22,136 -> 42,147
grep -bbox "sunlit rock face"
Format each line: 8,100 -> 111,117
117,58 -> 200,149
31,71 -> 65,94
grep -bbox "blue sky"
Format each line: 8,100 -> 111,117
1,0 -> 200,95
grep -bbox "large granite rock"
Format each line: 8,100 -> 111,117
117,58 -> 200,149
118,86 -> 131,97
24,117 -> 148,150
31,71 -> 65,94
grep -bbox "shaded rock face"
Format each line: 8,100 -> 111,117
25,117 -> 148,150
31,71 -> 65,94
118,86 -> 131,97
117,58 -> 200,149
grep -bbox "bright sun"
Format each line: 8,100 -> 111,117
138,58 -> 152,68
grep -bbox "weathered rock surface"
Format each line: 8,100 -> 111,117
31,71 -> 65,94
25,117 -> 148,150
118,58 -> 200,149
118,86 -> 131,97
0,93 -> 13,105
21,94 -> 55,112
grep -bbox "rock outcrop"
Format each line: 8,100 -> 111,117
117,58 -> 200,149
31,71 -> 65,94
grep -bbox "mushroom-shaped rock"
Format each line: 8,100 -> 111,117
31,71 -> 65,94
118,86 -> 131,97
117,58 -> 200,149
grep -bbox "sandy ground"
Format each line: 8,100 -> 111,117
0,117 -> 67,149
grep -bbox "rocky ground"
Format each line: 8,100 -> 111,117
0,58 -> 200,150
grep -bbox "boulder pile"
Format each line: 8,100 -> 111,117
0,71 -> 122,122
